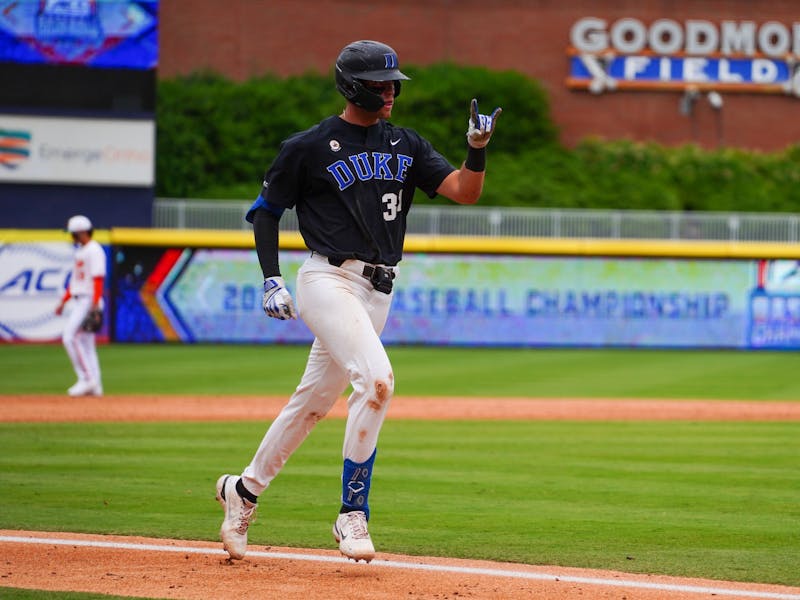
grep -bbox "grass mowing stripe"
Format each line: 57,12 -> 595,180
2,344 -> 800,399
0,590 -> 145,600
1,420 -> 797,586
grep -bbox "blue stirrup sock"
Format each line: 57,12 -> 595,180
340,448 -> 377,520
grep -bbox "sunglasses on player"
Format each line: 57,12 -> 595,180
361,80 -> 396,93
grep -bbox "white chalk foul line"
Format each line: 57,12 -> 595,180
2,534 -> 800,600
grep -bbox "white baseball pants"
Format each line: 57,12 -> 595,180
242,253 -> 396,495
62,295 -> 102,386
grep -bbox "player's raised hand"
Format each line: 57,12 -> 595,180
262,276 -> 298,320
467,98 -> 502,148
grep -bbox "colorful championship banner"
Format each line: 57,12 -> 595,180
0,0 -> 158,69
113,248 -> 312,343
384,254 -> 750,348
110,246 -> 800,350
567,17 -> 800,97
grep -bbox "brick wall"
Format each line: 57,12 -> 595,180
159,0 -> 800,151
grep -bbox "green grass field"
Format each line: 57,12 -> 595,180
1,419 -> 798,586
3,343 -> 800,399
1,344 -> 799,597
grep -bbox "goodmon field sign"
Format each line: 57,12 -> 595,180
567,17 -> 800,96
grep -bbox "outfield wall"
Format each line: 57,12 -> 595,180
2,229 -> 798,349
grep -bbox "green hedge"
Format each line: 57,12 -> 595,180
156,67 -> 800,213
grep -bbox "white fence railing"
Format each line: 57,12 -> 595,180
153,198 -> 800,242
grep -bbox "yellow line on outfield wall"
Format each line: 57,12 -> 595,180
0,229 -> 112,244
2,229 -> 797,259
402,235 -> 799,259
109,228 -> 264,248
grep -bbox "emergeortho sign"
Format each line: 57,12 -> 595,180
0,114 -> 154,186
567,17 -> 800,96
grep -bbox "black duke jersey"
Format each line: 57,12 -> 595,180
247,116 -> 455,266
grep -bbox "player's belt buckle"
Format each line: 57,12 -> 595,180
363,265 -> 395,294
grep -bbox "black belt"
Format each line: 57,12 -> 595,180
316,253 -> 395,294
362,264 -> 395,280
362,263 -> 395,294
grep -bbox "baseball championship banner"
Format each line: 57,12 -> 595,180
385,255 -> 748,347
0,114 -> 154,186
114,248 -> 312,344
110,246 -> 800,349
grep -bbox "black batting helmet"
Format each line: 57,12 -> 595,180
335,40 -> 410,112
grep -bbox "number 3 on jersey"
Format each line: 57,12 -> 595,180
382,190 -> 403,221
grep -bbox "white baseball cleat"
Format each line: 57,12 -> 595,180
67,380 -> 85,396
67,379 -> 101,397
216,474 -> 257,560
332,511 -> 375,563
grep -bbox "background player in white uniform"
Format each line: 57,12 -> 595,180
55,215 -> 106,397
216,40 -> 501,562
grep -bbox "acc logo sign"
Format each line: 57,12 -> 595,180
0,128 -> 31,169
0,242 -> 72,341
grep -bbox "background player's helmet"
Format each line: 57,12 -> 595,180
67,215 -> 93,233
335,40 -> 410,112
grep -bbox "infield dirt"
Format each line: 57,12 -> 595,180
4,394 -> 800,423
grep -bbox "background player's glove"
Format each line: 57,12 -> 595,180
262,276 -> 297,320
80,307 -> 104,333
466,98 -> 502,149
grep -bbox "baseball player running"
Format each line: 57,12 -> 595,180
55,215 -> 106,397
216,40 -> 501,562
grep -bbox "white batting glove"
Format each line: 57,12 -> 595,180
262,276 -> 297,320
467,98 -> 502,148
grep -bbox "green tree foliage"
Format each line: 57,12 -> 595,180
397,63 -> 558,162
156,67 -> 800,213
156,72 -> 342,197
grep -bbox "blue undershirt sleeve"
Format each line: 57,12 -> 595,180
246,194 -> 285,224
